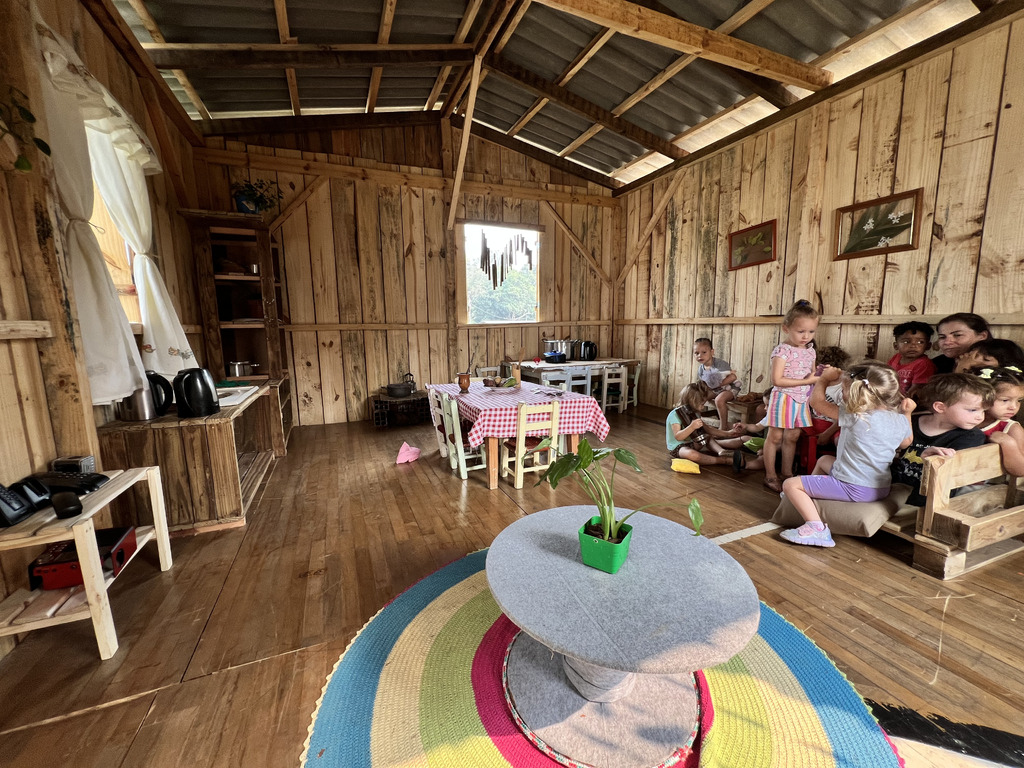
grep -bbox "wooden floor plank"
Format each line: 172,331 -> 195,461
0,407 -> 1022,767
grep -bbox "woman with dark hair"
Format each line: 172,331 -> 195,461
933,312 -> 990,374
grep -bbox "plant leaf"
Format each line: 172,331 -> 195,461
577,438 -> 594,469
13,154 -> 31,171
33,137 -> 50,156
612,448 -> 642,473
688,498 -> 704,536
16,106 -> 35,123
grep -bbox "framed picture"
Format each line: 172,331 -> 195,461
728,220 -> 776,271
834,188 -> 923,260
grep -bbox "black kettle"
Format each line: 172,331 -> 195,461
173,368 -> 220,418
580,341 -> 598,361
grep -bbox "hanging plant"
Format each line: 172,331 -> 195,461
230,178 -> 283,214
0,85 -> 51,172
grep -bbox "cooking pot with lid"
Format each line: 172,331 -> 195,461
386,372 -> 416,398
543,339 -> 573,356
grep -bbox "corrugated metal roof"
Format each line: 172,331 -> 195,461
113,0 -> 977,183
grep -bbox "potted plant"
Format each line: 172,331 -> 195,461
534,437 -> 704,574
230,178 -> 283,214
1,85 -> 51,172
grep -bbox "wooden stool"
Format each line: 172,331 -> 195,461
726,398 -> 761,425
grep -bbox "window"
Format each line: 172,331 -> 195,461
461,222 -> 540,324
91,180 -> 139,323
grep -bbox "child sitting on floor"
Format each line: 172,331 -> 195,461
667,382 -> 763,469
693,337 -> 742,428
779,361 -> 913,548
887,321 -> 936,394
890,373 -> 993,507
972,366 -> 1024,476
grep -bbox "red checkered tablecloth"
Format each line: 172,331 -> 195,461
428,381 -> 610,447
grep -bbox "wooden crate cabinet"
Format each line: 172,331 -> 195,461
98,385 -> 283,531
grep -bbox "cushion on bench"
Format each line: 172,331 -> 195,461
770,483 -> 915,537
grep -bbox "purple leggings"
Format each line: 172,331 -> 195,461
800,473 -> 889,503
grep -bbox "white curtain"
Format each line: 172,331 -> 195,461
35,21 -> 147,404
87,137 -> 196,377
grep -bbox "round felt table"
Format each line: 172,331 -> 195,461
486,506 -> 760,768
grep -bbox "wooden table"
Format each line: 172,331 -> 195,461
518,358 -> 639,384
428,382 -> 610,489
486,506 -> 760,767
0,467 -> 172,660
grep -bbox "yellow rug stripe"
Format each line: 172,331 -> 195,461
368,571 -> 493,768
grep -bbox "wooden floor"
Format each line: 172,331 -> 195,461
0,406 -> 1022,767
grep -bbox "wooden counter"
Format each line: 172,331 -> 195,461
97,380 -> 288,531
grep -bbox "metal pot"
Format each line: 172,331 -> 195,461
543,339 -> 573,356
227,361 -> 259,377
386,373 -> 416,398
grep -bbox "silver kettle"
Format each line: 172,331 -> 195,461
116,371 -> 174,421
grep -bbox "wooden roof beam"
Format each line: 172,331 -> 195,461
531,0 -> 832,91
366,0 -> 398,114
272,0 -> 301,116
441,0 -> 517,117
556,0 -> 780,160
508,27 -> 614,136
485,54 -> 685,159
143,43 -> 475,69
448,56 -> 483,230
424,0 -> 483,110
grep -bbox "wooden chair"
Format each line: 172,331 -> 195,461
439,392 -> 486,480
879,443 -> 1024,579
500,402 -> 560,489
476,366 -> 500,378
563,366 -> 592,396
540,371 -> 568,390
599,365 -> 628,413
627,362 -> 642,408
427,388 -> 447,458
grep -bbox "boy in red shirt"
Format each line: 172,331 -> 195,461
888,321 -> 936,394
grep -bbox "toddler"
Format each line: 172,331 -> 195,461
805,345 -> 851,450
693,337 -> 741,428
954,338 -> 1024,374
890,374 -> 993,506
667,381 -> 763,469
973,366 -> 1024,476
887,321 -> 936,394
763,300 -> 821,492
779,362 -> 913,547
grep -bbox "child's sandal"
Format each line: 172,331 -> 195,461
732,450 -> 746,473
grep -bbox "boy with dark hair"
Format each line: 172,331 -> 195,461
891,373 -> 993,506
888,320 -> 936,394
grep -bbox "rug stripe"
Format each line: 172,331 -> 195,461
304,550 -> 488,767
700,652 -> 774,768
369,571 -> 493,767
419,587 -> 508,766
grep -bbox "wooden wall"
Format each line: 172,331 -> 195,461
0,0 -> 201,654
619,15 -> 1024,408
198,126 -> 617,426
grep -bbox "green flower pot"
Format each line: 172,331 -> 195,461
578,516 -> 633,574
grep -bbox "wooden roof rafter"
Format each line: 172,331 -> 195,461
441,0 -> 519,118
367,0 -> 398,114
143,43 -> 476,69
556,0 -> 781,162
423,0 -> 483,110
123,0 -> 211,120
273,0 -> 301,116
531,0 -> 832,90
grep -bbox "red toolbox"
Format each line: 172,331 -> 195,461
29,527 -> 137,590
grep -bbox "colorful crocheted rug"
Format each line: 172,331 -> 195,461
302,549 -> 903,768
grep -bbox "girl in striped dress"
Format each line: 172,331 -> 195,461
763,300 -> 821,492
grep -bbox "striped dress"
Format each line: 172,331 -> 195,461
766,343 -> 816,429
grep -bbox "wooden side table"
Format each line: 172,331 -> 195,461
0,467 -> 172,660
726,397 -> 763,425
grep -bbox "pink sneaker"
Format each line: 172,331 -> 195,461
780,523 -> 835,547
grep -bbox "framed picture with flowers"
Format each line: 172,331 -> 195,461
834,188 -> 923,260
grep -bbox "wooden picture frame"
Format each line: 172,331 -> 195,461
728,220 -> 776,271
834,188 -> 923,260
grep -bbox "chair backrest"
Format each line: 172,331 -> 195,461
512,401 -> 560,453
476,366 -> 500,378
563,365 -> 592,394
541,371 -> 568,390
603,365 -> 627,388
629,362 -> 642,406
601,365 -> 628,412
427,388 -> 444,427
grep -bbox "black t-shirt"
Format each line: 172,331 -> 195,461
931,355 -> 956,374
891,415 -> 986,506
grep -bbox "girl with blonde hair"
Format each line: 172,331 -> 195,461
667,381 -> 763,469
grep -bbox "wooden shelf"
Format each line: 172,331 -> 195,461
223,374 -> 269,382
220,322 -> 267,329
214,273 -> 261,282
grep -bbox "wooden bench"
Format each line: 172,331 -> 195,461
880,444 -> 1024,579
